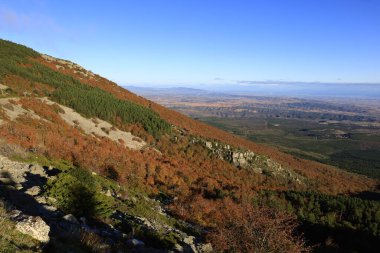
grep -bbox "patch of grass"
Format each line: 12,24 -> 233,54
12,153 -> 73,172
125,189 -> 176,228
134,227 -> 180,249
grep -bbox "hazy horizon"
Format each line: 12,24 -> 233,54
125,81 -> 380,99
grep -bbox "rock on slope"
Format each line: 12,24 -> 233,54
0,38 -> 378,253
0,153 -> 212,252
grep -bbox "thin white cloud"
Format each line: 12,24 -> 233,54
0,7 -> 62,33
0,8 -> 29,29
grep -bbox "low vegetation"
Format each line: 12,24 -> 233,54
0,39 -> 170,138
256,190 -> 380,251
201,116 -> 380,179
208,202 -> 308,253
46,168 -> 115,218
1,38 -> 379,252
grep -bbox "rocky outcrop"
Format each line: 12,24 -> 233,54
198,243 -> 213,253
111,210 -> 212,253
11,210 -> 50,243
25,185 -> 42,196
1,153 -> 212,252
0,155 -> 48,190
41,54 -> 96,79
198,140 -> 263,169
193,138 -> 304,184
0,155 -> 59,243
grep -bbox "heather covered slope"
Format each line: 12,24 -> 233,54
34,41 -> 376,195
1,39 -> 379,252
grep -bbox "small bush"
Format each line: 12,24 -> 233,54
47,173 -> 96,217
46,168 -> 116,218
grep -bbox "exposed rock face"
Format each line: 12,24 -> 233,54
11,210 -> 50,243
194,138 -> 304,184
232,150 -> 257,168
200,140 -> 261,169
25,186 -> 42,196
41,54 -> 96,79
111,210 -> 212,253
0,155 -> 48,190
197,243 -> 213,253
0,154 -> 213,252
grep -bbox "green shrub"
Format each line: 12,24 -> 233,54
46,168 -> 115,218
47,173 -> 97,217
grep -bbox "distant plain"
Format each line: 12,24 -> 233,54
128,86 -> 380,179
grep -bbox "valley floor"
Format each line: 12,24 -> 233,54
136,91 -> 380,180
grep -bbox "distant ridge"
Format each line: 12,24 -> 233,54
126,82 -> 380,99
124,85 -> 213,96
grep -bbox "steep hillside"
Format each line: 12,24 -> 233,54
35,49 -> 376,195
1,39 -> 379,252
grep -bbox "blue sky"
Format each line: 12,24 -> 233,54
0,0 -> 379,86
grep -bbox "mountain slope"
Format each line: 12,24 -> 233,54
34,42 -> 376,195
1,39 -> 379,252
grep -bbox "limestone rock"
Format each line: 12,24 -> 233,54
25,186 -> 41,196
197,243 -> 213,253
13,212 -> 50,243
35,196 -> 48,204
29,164 -> 48,178
192,138 -> 304,184
183,236 -> 195,245
43,204 -> 57,212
